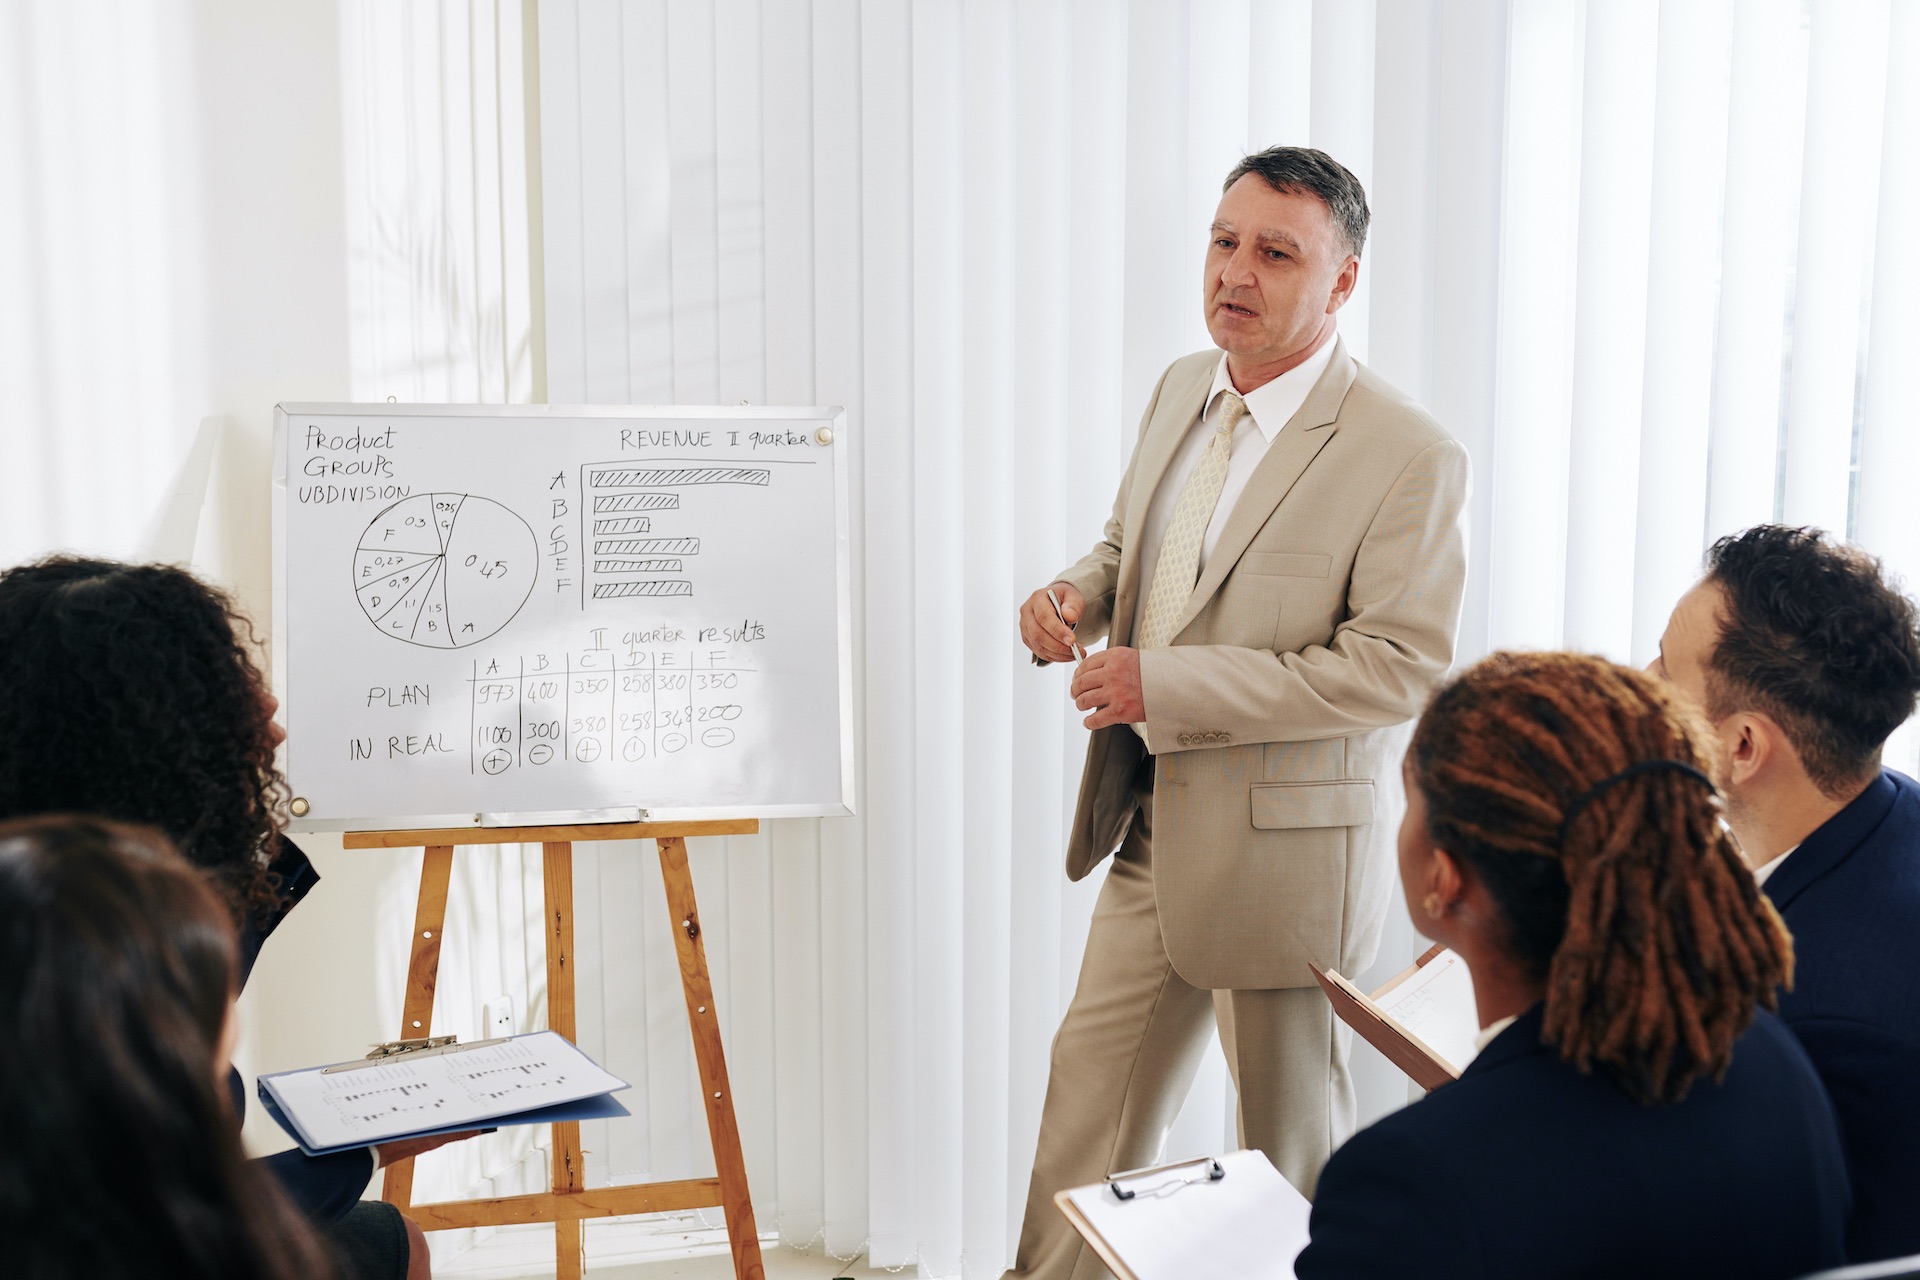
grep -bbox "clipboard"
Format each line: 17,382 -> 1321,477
1311,943 -> 1479,1092
259,1086 -> 629,1158
257,1029 -> 630,1157
1053,1150 -> 1310,1280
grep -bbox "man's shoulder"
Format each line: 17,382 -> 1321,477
1160,349 -> 1222,390
1342,360 -> 1456,452
1785,773 -> 1920,922
1775,790 -> 1920,1033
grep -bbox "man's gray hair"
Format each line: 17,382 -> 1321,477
1223,146 -> 1370,258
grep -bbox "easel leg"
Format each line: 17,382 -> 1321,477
656,836 -> 766,1280
383,844 -> 455,1213
543,842 -> 587,1279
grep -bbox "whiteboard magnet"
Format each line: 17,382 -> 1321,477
290,798 -> 310,817
814,426 -> 835,446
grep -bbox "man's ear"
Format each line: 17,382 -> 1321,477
1327,256 -> 1360,312
1724,713 -> 1774,789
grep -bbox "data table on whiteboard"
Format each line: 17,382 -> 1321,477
466,647 -> 759,776
273,404 -> 854,831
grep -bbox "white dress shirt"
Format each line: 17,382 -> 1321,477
1128,337 -> 1338,748
1131,337 -> 1338,644
1753,845 -> 1798,886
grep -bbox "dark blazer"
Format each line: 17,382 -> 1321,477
225,837 -> 375,1225
1764,768 -> 1920,1262
1295,1007 -> 1850,1280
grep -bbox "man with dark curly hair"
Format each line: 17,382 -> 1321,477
1652,525 -> 1920,1264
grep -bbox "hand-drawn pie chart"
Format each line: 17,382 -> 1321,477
353,494 -> 537,648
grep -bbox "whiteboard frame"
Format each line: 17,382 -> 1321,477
272,402 -> 856,832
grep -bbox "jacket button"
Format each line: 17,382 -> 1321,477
1216,733 -> 1229,744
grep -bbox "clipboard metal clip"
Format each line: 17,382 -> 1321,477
1105,1155 -> 1226,1202
366,1035 -> 459,1060
319,1034 -> 506,1074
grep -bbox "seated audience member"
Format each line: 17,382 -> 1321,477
0,557 -> 456,1279
0,815 -> 338,1280
1651,524 -> 1920,1262
1296,653 -> 1849,1280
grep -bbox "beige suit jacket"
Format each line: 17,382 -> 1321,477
1053,339 -> 1470,991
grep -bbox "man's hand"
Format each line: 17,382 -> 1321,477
373,1128 -> 491,1168
1073,647 -> 1143,730
1019,582 -> 1085,664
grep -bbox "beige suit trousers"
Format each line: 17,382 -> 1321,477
1003,776 -> 1356,1280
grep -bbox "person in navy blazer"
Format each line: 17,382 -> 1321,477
1297,653 -> 1851,1280
1653,525 -> 1920,1262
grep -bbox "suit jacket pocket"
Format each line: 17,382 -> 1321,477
1237,551 -> 1333,577
1250,779 -> 1374,829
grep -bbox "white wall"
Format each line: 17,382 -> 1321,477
147,0 -> 424,1166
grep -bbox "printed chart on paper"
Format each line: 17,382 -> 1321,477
262,1031 -> 627,1153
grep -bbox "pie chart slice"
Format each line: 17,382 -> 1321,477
359,499 -> 448,558
354,548 -> 441,596
439,497 -> 538,647
410,556 -> 455,647
375,556 -> 442,640
430,494 -> 467,549
357,553 -> 443,625
355,494 -> 535,649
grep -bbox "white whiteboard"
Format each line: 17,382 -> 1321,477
272,404 -> 853,831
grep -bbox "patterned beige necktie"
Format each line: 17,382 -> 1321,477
1136,391 -> 1247,650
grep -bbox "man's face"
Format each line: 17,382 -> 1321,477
1649,579 -> 1726,718
1203,175 -> 1357,372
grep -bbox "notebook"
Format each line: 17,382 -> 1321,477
1311,943 -> 1480,1090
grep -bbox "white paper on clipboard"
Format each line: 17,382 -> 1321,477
1055,1149 -> 1310,1280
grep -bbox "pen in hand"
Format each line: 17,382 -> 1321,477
1046,589 -> 1087,662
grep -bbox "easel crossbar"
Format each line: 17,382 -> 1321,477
402,1178 -> 725,1230
342,818 -> 757,849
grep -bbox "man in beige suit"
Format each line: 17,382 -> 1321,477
1007,147 -> 1470,1280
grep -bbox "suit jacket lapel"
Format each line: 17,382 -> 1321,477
1112,358 -> 1217,644
1763,770 -> 1900,910
1168,339 -> 1357,638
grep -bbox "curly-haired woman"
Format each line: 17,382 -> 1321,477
0,557 -> 457,1280
1296,652 -> 1850,1279
0,814 -> 339,1280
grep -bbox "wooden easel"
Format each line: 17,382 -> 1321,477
341,820 -> 767,1280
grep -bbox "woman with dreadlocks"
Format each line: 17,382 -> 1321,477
1295,652 -> 1849,1279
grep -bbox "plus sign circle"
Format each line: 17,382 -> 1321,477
353,494 -> 538,648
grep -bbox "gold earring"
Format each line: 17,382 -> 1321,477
1422,892 -> 1443,918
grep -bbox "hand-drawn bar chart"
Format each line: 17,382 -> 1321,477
580,461 -> 773,607
355,493 -> 537,648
